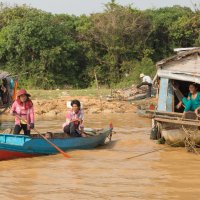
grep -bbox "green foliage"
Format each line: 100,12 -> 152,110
0,3 -> 199,89
169,12 -> 200,47
0,5 -> 87,89
80,2 -> 152,86
146,6 -> 195,60
114,57 -> 156,88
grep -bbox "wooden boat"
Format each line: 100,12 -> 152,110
0,127 -> 112,161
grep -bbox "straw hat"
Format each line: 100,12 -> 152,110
17,89 -> 31,97
140,73 -> 145,78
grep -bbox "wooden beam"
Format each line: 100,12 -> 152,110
154,114 -> 200,122
154,117 -> 200,126
146,110 -> 183,117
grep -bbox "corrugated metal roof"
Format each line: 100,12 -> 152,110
156,48 -> 200,68
174,47 -> 199,52
157,69 -> 200,84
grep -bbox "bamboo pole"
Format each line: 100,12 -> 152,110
94,69 -> 103,111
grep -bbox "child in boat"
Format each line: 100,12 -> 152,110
63,99 -> 86,137
45,132 -> 53,139
10,89 -> 34,136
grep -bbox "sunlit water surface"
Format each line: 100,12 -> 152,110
0,113 -> 200,200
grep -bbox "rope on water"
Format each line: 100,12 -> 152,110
126,140 -> 182,160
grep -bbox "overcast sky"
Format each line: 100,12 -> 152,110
0,0 -> 199,15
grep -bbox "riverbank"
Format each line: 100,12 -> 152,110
3,89 -> 157,118
33,87 -> 157,115
33,96 -> 137,118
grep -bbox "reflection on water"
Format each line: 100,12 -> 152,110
0,113 -> 200,200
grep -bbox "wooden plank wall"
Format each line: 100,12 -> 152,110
157,78 -> 173,112
157,78 -> 168,111
166,80 -> 173,112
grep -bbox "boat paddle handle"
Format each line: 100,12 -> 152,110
14,114 -> 70,158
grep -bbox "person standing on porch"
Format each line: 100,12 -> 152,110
136,73 -> 153,97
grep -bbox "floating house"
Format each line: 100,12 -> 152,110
150,48 -> 200,146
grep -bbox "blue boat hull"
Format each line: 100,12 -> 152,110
0,128 -> 112,160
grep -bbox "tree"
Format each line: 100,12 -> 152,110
0,3 -> 199,89
146,6 -> 194,61
0,5 -> 86,88
80,2 -> 152,86
169,12 -> 200,47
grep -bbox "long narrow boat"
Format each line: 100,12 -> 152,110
0,127 -> 112,161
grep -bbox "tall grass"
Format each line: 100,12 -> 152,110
29,88 -> 112,100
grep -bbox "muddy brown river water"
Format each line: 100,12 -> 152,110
0,113 -> 200,200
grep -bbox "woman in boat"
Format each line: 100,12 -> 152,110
176,83 -> 200,113
63,99 -> 86,137
10,89 -> 34,136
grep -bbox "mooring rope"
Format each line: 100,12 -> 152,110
126,140 -> 182,160
182,125 -> 199,154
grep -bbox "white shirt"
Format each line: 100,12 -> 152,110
142,76 -> 152,84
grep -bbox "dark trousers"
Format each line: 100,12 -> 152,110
13,124 -> 30,136
63,122 -> 81,137
137,82 -> 152,97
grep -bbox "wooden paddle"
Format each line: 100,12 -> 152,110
14,114 -> 70,158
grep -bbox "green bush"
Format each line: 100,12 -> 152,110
114,57 -> 156,88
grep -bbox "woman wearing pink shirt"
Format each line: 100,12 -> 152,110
10,89 -> 34,136
63,99 -> 86,137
